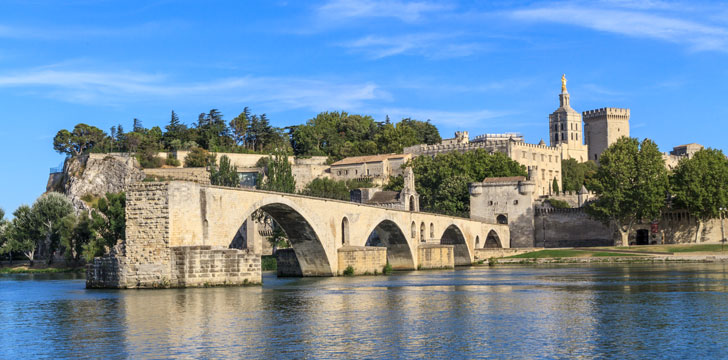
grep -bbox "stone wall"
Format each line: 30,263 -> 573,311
143,167 -> 211,184
534,208 -> 614,247
417,244 -> 454,269
276,248 -> 302,277
474,248 -> 541,260
508,142 -> 562,197
170,246 -> 260,287
337,246 -> 387,275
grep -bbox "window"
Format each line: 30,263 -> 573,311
488,200 -> 493,206
542,169 -> 545,180
367,169 -> 370,175
549,155 -> 552,162
430,223 -> 434,238
337,171 -> 341,175
532,153 -> 536,160
411,221 -> 416,238
541,154 -> 545,161
513,200 -> 519,205
522,151 -> 526,159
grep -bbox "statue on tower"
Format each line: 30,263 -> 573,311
561,74 -> 567,92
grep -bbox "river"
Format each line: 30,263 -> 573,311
1,263 -> 727,359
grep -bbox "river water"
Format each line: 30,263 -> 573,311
1,263 -> 728,359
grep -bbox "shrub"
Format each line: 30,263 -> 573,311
137,150 -> 164,169
184,147 -> 214,168
165,156 -> 180,167
546,199 -> 570,209
382,263 -> 393,275
343,265 -> 355,276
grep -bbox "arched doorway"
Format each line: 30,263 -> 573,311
440,225 -> 471,266
231,203 -> 333,277
341,217 -> 349,245
366,220 -> 415,270
484,230 -> 502,248
496,214 -> 508,224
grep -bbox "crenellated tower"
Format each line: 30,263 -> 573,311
582,107 -> 630,163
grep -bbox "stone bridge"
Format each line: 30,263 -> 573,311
87,181 -> 509,288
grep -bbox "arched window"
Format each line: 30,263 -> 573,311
496,214 -> 508,224
429,223 -> 434,238
409,196 -> 415,212
341,217 -> 349,245
411,221 -> 416,238
475,236 -> 480,246
420,222 -> 425,242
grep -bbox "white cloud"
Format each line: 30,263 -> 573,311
339,33 -> 481,59
0,68 -> 386,111
510,4 -> 728,51
317,0 -> 450,23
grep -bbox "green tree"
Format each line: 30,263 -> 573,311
409,149 -> 526,217
31,192 -> 75,264
552,177 -> 560,195
210,155 -> 240,187
398,118 -> 441,145
53,123 -> 107,156
561,159 -> 598,192
291,111 -> 379,160
258,150 -> 295,193
586,137 -> 668,246
7,205 -> 39,265
184,147 -> 215,167
300,178 -> 373,200
230,108 -> 250,147
670,148 -> 728,242
84,192 -> 126,261
0,208 -> 9,262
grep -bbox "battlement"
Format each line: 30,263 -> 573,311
582,107 -> 630,118
510,141 -> 559,151
403,140 -> 511,155
471,132 -> 524,143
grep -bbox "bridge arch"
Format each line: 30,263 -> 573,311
485,229 -> 502,248
365,219 -> 415,270
439,224 -> 472,266
238,197 -> 334,276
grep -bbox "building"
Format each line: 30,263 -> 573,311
549,74 -> 589,162
582,107 -> 631,163
663,143 -> 705,169
350,167 -> 420,211
330,153 -> 412,185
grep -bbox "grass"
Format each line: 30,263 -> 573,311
261,256 -> 277,271
608,244 -> 728,254
507,249 -> 643,259
0,266 -> 84,274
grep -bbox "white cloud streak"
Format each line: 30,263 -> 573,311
510,3 -> 728,51
317,0 -> 450,23
378,107 -> 512,127
0,68 -> 385,111
339,33 -> 481,59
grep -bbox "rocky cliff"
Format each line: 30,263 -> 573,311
47,154 -> 145,211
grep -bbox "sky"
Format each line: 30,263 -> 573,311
1,0 -> 727,214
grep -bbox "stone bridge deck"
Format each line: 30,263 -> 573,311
87,181 -> 509,288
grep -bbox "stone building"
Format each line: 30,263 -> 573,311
663,143 -> 705,169
549,75 -> 589,162
350,167 -> 420,211
330,153 -> 412,185
469,175 -> 536,248
582,107 -> 630,163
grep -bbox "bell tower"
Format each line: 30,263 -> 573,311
549,74 -> 588,162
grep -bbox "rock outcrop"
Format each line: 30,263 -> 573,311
48,153 -> 145,211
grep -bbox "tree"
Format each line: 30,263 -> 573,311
409,149 -> 526,217
670,148 -> 728,242
8,205 -> 39,266
31,192 -> 75,264
132,118 -> 144,132
300,178 -> 374,200
561,159 -> 598,192
210,155 -> 240,187
53,123 -> 107,156
552,178 -> 560,195
184,147 -> 214,167
230,108 -> 250,147
258,150 -> 295,193
86,192 -> 126,260
0,208 -> 9,262
586,137 -> 668,246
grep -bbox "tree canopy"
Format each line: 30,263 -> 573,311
404,149 -> 526,217
670,148 -> 728,242
561,158 -> 598,193
586,137 -> 668,246
258,151 -> 296,194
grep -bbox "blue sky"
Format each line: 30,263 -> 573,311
1,0 -> 727,214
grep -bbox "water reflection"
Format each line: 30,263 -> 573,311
1,264 -> 728,359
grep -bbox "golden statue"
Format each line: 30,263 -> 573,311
561,74 -> 567,92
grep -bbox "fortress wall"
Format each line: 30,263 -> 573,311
143,167 -> 211,184
534,208 -> 614,247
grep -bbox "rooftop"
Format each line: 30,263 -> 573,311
366,191 -> 401,204
331,153 -> 409,166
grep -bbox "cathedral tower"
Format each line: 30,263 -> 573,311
549,75 -> 588,162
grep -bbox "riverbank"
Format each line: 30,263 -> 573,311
481,243 -> 728,265
0,265 -> 85,274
